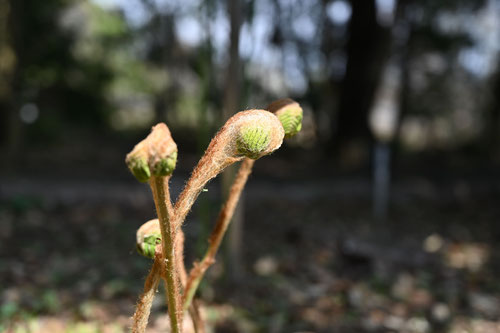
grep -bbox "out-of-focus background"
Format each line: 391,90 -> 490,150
1,0 -> 500,332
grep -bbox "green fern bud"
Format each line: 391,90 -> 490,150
137,234 -> 161,259
266,98 -> 303,138
136,219 -> 162,259
277,109 -> 302,137
236,124 -> 271,159
152,151 -> 177,177
126,153 -> 151,183
126,123 -> 177,182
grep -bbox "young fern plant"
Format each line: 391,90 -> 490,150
126,124 -> 182,333
126,104 -> 302,332
182,99 -> 303,311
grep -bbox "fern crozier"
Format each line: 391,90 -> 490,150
236,125 -> 272,159
127,154 -> 151,183
152,151 -> 177,176
136,219 -> 162,259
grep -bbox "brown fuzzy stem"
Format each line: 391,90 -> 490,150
170,109 -> 283,317
189,301 -> 206,333
132,253 -> 162,333
176,225 -> 198,331
175,230 -> 188,286
176,230 -> 205,333
170,153 -> 236,327
172,151 -> 238,289
150,176 -> 182,333
183,158 -> 255,310
172,153 -> 239,231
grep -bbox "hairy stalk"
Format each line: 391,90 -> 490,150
175,230 -> 187,286
132,252 -> 162,333
171,229 -> 201,332
172,110 -> 284,313
128,123 -> 180,332
188,302 -> 205,333
183,100 -> 302,310
136,220 -> 204,331
183,158 -> 255,309
150,176 -> 182,333
175,230 -> 203,333
172,154 -> 240,231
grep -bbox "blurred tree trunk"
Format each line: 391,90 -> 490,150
0,0 -> 22,168
392,33 -> 413,181
392,1 -> 416,172
223,0 -> 241,122
0,0 -> 12,148
484,59 -> 500,155
330,0 -> 391,164
221,0 -> 244,280
370,1 -> 413,220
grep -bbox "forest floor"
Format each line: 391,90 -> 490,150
1,156 -> 500,333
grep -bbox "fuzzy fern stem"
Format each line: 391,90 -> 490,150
131,251 -> 162,333
150,176 -> 182,333
183,158 -> 255,310
182,100 -> 303,310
